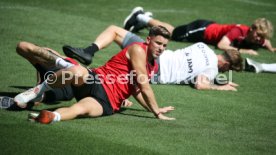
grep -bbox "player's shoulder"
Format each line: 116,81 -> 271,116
128,43 -> 146,53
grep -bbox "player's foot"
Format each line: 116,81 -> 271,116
0,96 -> 15,109
123,6 -> 144,31
130,11 -> 153,32
63,45 -> 92,65
245,58 -> 263,73
14,87 -> 41,108
34,110 -> 55,124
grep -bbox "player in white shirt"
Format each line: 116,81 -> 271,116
157,43 -> 218,85
63,25 -> 243,91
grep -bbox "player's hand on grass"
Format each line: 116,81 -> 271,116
270,48 -> 276,53
159,106 -> 175,113
157,113 -> 175,120
121,99 -> 133,107
229,82 -> 239,87
220,82 -> 238,91
239,49 -> 258,55
246,49 -> 258,55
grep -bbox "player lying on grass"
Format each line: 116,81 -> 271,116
14,26 -> 175,124
123,7 -> 275,55
63,25 -> 243,91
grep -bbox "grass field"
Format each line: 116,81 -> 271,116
0,0 -> 276,154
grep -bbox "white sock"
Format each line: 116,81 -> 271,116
261,63 -> 276,72
53,112 -> 61,122
36,81 -> 52,96
137,14 -> 152,26
56,58 -> 74,69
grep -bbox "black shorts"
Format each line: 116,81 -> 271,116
72,70 -> 113,116
34,64 -> 74,103
172,19 -> 215,42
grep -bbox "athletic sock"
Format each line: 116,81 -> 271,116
36,81 -> 52,96
261,63 -> 276,72
55,57 -> 74,69
83,43 -> 99,56
53,111 -> 61,122
137,14 -> 152,26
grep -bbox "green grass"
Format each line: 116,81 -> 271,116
0,0 -> 276,154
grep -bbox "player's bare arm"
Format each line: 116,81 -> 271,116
217,36 -> 258,55
263,39 -> 276,52
127,44 -> 175,120
195,75 -> 238,91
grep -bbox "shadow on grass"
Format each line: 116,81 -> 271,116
118,107 -> 154,119
10,86 -> 33,90
0,91 -> 63,112
0,92 -> 19,98
1,90 -> 154,119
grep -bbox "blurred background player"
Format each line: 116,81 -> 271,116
123,7 -> 275,55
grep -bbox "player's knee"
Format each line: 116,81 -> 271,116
108,25 -> 118,31
67,66 -> 86,76
71,104 -> 89,116
16,41 -> 32,55
65,66 -> 88,86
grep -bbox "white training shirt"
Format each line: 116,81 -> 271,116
159,42 -> 218,84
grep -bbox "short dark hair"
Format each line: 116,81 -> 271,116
148,25 -> 171,39
223,49 -> 243,71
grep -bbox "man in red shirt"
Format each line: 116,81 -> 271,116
123,7 -> 275,55
14,26 -> 175,124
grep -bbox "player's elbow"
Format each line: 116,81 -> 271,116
217,42 -> 225,50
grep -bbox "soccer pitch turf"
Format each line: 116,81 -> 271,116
0,0 -> 275,154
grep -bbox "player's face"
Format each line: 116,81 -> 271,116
246,29 -> 265,44
146,35 -> 168,59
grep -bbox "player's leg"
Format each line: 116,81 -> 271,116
57,97 -> 104,119
15,42 -> 77,107
261,63 -> 276,72
123,7 -> 154,33
171,19 -> 214,42
146,18 -> 175,35
14,65 -> 89,107
94,25 -> 128,49
16,41 -> 55,68
62,25 -> 144,65
16,41 -> 73,69
245,58 -> 276,73
29,70 -> 113,124
31,97 -> 104,124
63,25 -> 128,65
